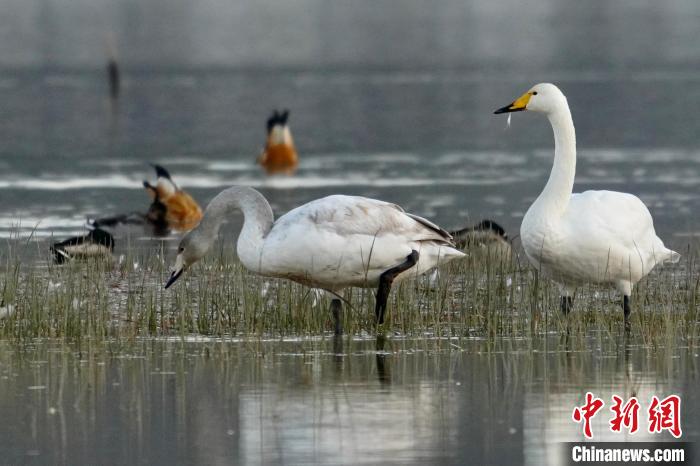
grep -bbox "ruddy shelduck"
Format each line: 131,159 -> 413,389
143,165 -> 203,231
257,110 -> 298,175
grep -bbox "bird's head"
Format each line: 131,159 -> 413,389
494,83 -> 566,115
164,229 -> 211,289
145,164 -> 177,200
265,109 -> 293,146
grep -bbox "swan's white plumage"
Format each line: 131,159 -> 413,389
246,195 -> 463,290
170,188 -> 464,293
506,83 -> 679,297
523,189 -> 678,295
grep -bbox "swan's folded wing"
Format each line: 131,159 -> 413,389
565,190 -> 675,264
263,196 -> 462,287
404,212 -> 454,242
276,195 -> 453,244
569,190 -> 655,242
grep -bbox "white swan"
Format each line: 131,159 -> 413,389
164,186 -> 465,332
495,83 -> 679,327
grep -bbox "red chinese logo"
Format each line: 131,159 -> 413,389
572,392 -> 604,439
609,395 -> 640,434
648,395 -> 682,438
572,393 -> 682,439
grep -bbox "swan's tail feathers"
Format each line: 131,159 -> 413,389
405,212 -> 453,242
439,245 -> 467,261
665,249 -> 681,264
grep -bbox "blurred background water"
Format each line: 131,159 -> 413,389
1,0 -> 700,245
1,1 -> 700,464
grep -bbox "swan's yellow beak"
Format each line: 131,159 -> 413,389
494,91 -> 533,114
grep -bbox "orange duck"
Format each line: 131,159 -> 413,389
143,165 -> 203,231
257,110 -> 298,175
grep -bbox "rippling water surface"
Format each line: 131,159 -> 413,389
2,70 -> 700,247
0,337 -> 697,465
2,0 -> 700,245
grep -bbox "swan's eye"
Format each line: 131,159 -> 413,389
178,247 -> 184,253
532,91 -> 538,95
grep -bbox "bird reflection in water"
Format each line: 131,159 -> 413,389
375,335 -> 391,386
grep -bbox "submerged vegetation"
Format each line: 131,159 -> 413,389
0,236 -> 699,346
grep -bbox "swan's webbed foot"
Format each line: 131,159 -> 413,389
560,296 -> 573,315
330,298 -> 343,335
375,250 -> 419,325
623,295 -> 631,332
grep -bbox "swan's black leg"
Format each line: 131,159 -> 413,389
330,298 -> 343,335
375,250 -> 419,325
560,296 -> 573,315
623,295 -> 631,332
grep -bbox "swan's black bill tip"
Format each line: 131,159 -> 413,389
165,269 -> 183,289
494,104 -> 525,115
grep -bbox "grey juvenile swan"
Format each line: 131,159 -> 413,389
164,186 -> 465,333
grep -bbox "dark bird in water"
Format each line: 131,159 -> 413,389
450,219 -> 511,260
107,58 -> 120,99
257,109 -> 298,175
51,228 -> 115,264
91,201 -> 170,237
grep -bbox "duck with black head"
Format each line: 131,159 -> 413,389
51,227 -> 115,264
257,109 -> 298,175
450,219 -> 512,262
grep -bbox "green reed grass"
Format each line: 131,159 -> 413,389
0,237 -> 699,345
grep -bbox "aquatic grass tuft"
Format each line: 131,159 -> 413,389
0,237 -> 698,347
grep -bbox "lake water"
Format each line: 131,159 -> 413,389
2,70 -> 700,244
0,336 -> 697,465
1,0 -> 700,245
1,0 -> 700,464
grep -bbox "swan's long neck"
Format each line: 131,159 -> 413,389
197,187 -> 274,269
535,102 -> 576,216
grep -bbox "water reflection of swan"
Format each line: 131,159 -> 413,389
495,83 -> 679,327
523,345 -> 673,466
237,340 -> 459,464
375,335 -> 391,385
